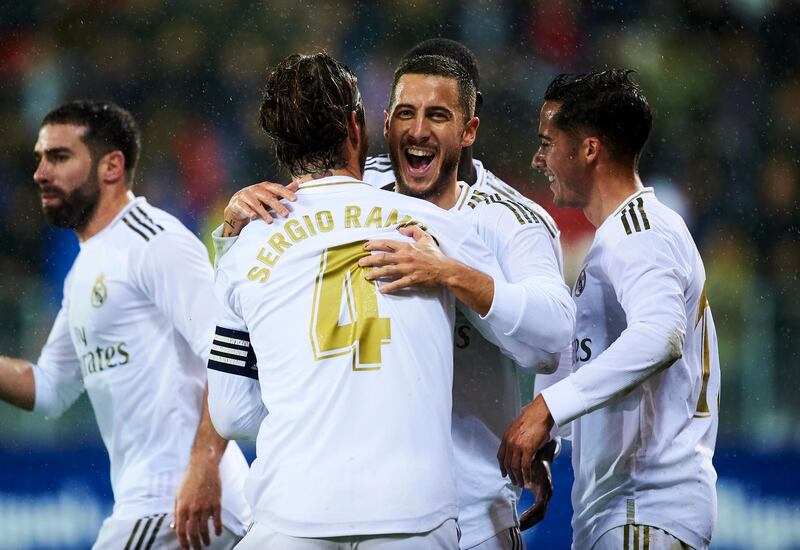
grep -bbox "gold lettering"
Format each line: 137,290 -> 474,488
365,206 -> 383,228
344,205 -> 362,228
269,233 -> 292,254
303,215 -> 318,237
396,214 -> 414,226
257,247 -> 279,268
285,219 -> 309,243
248,266 -> 271,283
383,209 -> 399,227
317,210 -> 334,232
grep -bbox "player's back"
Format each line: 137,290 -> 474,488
216,176 -> 501,537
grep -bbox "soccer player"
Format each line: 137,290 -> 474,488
221,41 -> 575,550
498,70 -> 720,550
0,100 -> 251,550
208,51 -> 518,549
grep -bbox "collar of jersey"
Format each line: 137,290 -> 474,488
80,196 -> 148,247
609,187 -> 655,218
297,176 -> 368,191
451,181 -> 473,211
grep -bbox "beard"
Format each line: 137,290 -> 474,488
390,139 -> 460,201
41,171 -> 101,232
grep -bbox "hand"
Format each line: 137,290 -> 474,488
519,438 -> 559,530
497,394 -> 555,488
359,225 -> 452,293
223,180 -> 299,236
173,460 -> 223,549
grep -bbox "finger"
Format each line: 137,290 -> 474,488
509,447 -> 524,488
363,265 -> 404,282
398,224 -> 427,241
175,508 -> 189,550
187,512 -> 202,550
252,188 -> 292,217
198,510 -> 211,547
213,505 -> 223,537
377,275 -> 418,293
359,253 -> 399,269
255,181 -> 298,202
364,240 -> 403,253
240,196 -> 274,223
497,440 -> 508,478
521,447 -> 534,487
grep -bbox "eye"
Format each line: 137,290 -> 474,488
430,111 -> 449,122
396,109 -> 414,119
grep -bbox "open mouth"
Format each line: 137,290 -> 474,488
404,147 -> 435,177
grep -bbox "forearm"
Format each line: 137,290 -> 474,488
442,258 -> 495,316
0,355 -> 35,411
189,386 -> 228,468
542,321 -> 684,426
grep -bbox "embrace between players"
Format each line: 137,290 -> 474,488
0,38 -> 719,550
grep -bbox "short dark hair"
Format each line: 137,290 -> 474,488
42,100 -> 141,184
390,55 -> 476,120
544,69 -> 653,163
402,38 -> 480,91
259,52 -> 364,177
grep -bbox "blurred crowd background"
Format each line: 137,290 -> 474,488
0,1 -> 798,548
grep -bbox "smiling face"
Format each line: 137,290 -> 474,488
33,123 -> 101,231
385,73 -> 477,204
531,101 -> 592,209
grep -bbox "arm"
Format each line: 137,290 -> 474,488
0,356 -> 35,410
462,217 -> 575,371
14,304 -> 85,417
222,181 -> 298,237
499,233 -> 688,487
174,386 -> 227,549
135,232 -> 232,550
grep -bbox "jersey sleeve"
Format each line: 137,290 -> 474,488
476,210 -> 575,371
32,304 -> 85,418
541,231 -> 688,426
135,229 -> 218,364
211,224 -> 239,269
206,259 -> 267,440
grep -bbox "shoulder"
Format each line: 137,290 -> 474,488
464,188 -> 559,240
363,155 -> 396,190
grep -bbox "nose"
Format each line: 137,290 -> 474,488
531,147 -> 546,170
407,113 -> 431,142
33,157 -> 51,185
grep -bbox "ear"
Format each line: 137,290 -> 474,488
584,137 -> 601,164
474,92 -> 484,116
347,110 -> 360,148
98,150 -> 126,185
383,109 -> 390,140
460,116 -> 480,148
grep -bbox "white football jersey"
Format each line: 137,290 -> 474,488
209,176 -> 507,538
31,197 -> 251,530
541,188 -> 720,550
364,157 -> 575,547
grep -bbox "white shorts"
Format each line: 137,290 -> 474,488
592,525 -> 698,550
466,527 -> 524,550
234,519 -> 459,550
92,513 -> 241,550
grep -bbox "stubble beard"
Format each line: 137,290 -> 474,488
41,170 -> 101,232
390,141 -> 460,201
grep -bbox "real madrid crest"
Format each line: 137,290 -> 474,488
574,265 -> 588,297
91,274 -> 107,308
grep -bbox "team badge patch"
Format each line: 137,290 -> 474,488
91,274 -> 107,308
574,265 -> 587,297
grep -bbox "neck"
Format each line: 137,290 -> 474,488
428,178 -> 462,210
294,165 -> 362,185
583,164 -> 643,228
457,147 -> 477,185
77,189 -> 134,242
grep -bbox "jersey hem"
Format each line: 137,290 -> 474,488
575,512 -> 710,550
253,506 -> 458,538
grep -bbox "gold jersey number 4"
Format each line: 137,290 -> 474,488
309,240 -> 391,370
